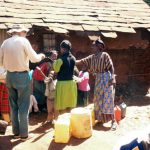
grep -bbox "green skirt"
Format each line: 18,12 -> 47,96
55,80 -> 77,110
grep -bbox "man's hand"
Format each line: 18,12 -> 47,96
39,53 -> 45,60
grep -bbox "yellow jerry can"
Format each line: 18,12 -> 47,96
54,117 -> 71,143
71,107 -> 92,138
2,113 -> 10,123
85,104 -> 95,126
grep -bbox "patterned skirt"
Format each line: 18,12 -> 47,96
94,72 -> 115,121
0,83 -> 10,113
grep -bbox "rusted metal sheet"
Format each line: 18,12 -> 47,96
58,24 -> 84,31
35,22 -> 83,32
5,23 -> 32,28
98,26 -> 112,31
48,27 -> 68,34
0,0 -> 149,34
0,17 -> 43,23
101,31 -> 117,38
0,24 -> 7,29
111,27 -> 136,33
88,35 -> 99,41
82,25 -> 99,31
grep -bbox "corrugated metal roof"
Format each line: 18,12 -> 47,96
101,31 -> 117,38
0,0 -> 149,37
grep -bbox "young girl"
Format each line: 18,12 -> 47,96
74,65 -> 90,106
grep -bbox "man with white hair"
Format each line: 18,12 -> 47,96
0,24 -> 45,141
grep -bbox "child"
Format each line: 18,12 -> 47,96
44,50 -> 58,122
0,67 -> 10,123
74,65 -> 90,106
44,71 -> 57,122
28,70 -> 39,113
32,52 -> 53,112
29,95 -> 39,113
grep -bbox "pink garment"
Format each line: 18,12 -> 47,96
78,71 -> 90,91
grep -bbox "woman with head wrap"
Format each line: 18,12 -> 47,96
51,40 -> 77,117
76,38 -> 117,130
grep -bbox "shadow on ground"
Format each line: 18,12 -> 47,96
48,137 -> 87,150
125,95 -> 150,106
30,121 -> 54,143
0,135 -> 22,150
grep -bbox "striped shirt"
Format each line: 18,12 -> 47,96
81,52 -> 113,73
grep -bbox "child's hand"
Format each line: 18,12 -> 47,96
73,75 -> 79,82
44,77 -> 52,83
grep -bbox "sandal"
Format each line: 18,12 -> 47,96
111,122 -> 117,131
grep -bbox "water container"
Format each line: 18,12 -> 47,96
54,115 -> 71,143
85,104 -> 95,126
2,113 -> 10,123
119,102 -> 127,118
114,105 -> 121,122
71,107 -> 92,138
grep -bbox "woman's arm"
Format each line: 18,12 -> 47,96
76,59 -> 83,66
53,59 -> 63,73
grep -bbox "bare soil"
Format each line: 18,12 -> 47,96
0,95 -> 150,150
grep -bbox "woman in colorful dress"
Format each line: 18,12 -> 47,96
76,39 -> 117,130
52,40 -> 77,117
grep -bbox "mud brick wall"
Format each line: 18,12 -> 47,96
62,30 -> 150,98
28,29 -> 150,99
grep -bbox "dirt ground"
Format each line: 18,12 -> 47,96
0,95 -> 150,150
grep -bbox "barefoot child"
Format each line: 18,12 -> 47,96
44,50 -> 58,122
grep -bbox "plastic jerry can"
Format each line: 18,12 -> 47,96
119,102 -> 127,118
85,104 -> 95,126
132,146 -> 139,150
54,117 -> 71,143
114,105 -> 121,122
71,107 -> 92,138
2,113 -> 10,123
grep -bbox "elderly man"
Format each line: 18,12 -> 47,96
0,24 -> 45,141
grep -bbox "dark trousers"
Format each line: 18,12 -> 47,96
77,90 -> 89,107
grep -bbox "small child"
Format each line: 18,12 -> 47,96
74,65 -> 90,106
44,71 -> 57,122
29,95 -> 39,113
44,50 -> 58,122
28,70 -> 39,113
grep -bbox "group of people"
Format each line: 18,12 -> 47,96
0,24 -> 117,141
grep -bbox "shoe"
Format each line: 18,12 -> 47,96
111,122 -> 117,131
13,134 -> 20,139
20,136 -> 28,141
20,134 -> 33,141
